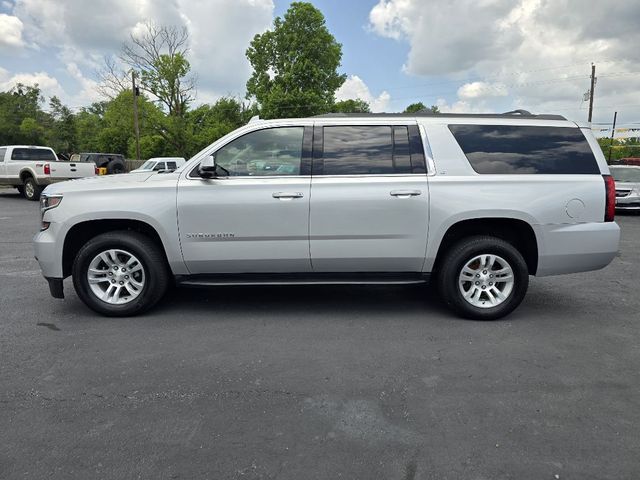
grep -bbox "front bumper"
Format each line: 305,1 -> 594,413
615,192 -> 640,210
33,221 -> 64,279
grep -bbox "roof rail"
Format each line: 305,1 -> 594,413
502,109 -> 532,115
313,111 -> 567,120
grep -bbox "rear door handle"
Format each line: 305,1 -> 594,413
390,190 -> 422,198
272,192 -> 304,200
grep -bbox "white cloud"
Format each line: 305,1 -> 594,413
0,70 -> 65,99
368,0 -> 640,121
457,81 -> 508,100
435,98 -> 493,114
0,13 -> 24,48
10,0 -> 274,102
336,75 -> 391,112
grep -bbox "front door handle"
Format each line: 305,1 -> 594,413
390,189 -> 422,198
272,192 -> 304,200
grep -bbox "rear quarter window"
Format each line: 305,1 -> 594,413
448,124 -> 600,174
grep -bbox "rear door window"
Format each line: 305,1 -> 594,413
0,147 -> 6,162
448,124 -> 600,174
320,125 -> 417,175
10,148 -> 56,161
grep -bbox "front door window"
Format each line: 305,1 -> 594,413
214,127 -> 304,176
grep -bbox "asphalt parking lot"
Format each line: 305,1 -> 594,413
1,187 -> 639,480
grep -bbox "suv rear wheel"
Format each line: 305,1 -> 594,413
72,231 -> 170,316
436,236 -> 529,320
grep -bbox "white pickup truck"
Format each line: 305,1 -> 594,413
0,145 -> 96,200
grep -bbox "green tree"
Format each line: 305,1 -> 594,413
246,2 -> 346,118
99,23 -> 196,155
403,102 -> 440,114
598,137 -> 640,162
0,84 -> 45,145
186,97 -> 258,156
75,102 -> 108,152
333,99 -> 371,113
94,90 -> 165,157
46,96 -> 76,154
19,117 -> 45,144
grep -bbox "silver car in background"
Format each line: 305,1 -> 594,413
610,165 -> 640,211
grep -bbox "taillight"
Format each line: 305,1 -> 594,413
95,166 -> 99,175
603,174 -> 615,222
43,163 -> 50,175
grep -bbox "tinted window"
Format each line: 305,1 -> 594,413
153,162 -> 165,171
393,126 -> 411,173
11,148 -> 56,161
449,125 -> 600,174
167,161 -> 177,170
0,148 -> 6,162
215,127 -> 304,176
322,126 -> 395,175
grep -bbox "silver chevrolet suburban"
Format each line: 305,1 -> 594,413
33,112 -> 620,320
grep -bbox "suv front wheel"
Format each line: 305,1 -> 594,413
72,231 -> 170,316
437,236 -> 529,320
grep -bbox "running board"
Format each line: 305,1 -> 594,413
176,272 -> 429,287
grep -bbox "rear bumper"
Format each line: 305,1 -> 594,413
535,221 -> 620,276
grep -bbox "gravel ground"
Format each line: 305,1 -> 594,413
1,188 -> 639,479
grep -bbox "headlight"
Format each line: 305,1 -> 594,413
40,194 -> 63,231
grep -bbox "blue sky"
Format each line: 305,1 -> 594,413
1,0 -> 639,129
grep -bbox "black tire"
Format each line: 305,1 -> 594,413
72,231 -> 170,316
436,236 -> 529,320
23,176 -> 43,201
106,159 -> 126,174
16,185 -> 24,195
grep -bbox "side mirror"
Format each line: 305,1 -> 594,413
198,154 -> 217,179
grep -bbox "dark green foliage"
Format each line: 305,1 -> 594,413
333,99 -> 371,113
246,2 -> 346,118
598,136 -> 640,162
404,102 -> 440,114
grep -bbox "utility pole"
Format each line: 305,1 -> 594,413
608,111 -> 617,163
588,63 -> 596,123
131,71 -> 141,161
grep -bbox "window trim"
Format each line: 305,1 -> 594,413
187,125 -> 312,180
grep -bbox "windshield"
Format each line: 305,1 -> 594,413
138,160 -> 156,170
611,167 -> 640,183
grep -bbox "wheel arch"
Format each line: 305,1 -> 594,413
431,217 -> 539,275
19,168 -> 36,182
62,219 -> 171,278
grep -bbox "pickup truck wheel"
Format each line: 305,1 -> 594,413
23,177 -> 42,201
436,236 -> 529,320
72,231 -> 170,316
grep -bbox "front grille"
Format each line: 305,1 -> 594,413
615,189 -> 631,198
